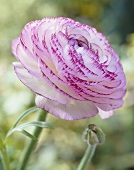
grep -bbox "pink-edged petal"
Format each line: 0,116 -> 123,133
39,59 -> 86,101
13,62 -> 69,104
98,108 -> 115,119
96,98 -> 123,111
16,43 -> 37,67
20,20 -> 39,52
12,38 -> 20,59
35,95 -> 99,120
35,19 -> 54,45
16,43 -> 40,77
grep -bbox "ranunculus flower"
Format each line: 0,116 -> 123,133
12,17 -> 126,120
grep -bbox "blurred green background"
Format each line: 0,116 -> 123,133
0,0 -> 134,169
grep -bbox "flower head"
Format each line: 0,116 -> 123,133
12,17 -> 126,120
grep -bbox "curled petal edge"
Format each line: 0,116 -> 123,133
35,95 -> 99,120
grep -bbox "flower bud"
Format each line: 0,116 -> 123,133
82,124 -> 105,145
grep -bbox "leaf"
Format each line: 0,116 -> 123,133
6,121 -> 54,138
13,107 -> 39,128
18,121 -> 54,129
7,127 -> 37,140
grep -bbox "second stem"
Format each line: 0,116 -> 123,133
77,144 -> 97,170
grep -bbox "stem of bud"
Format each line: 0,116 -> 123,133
77,144 -> 97,170
77,124 -> 105,170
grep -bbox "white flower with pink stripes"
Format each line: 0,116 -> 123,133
12,17 -> 126,120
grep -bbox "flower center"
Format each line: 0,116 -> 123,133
69,34 -> 89,49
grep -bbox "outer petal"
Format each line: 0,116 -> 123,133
13,62 -> 68,104
35,95 -> 99,120
98,108 -> 115,119
12,38 -> 20,59
20,20 -> 39,52
16,43 -> 39,77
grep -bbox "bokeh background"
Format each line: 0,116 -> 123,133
0,0 -> 134,169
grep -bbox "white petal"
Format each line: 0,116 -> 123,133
12,38 -> 20,59
35,95 -> 98,120
98,108 -> 115,119
15,43 -> 39,78
16,43 -> 37,70
13,62 -> 68,104
21,20 -> 39,51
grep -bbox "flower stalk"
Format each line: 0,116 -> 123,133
77,144 -> 97,170
17,109 -> 47,170
0,133 -> 11,170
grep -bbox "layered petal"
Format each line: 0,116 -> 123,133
98,109 -> 115,119
13,62 -> 69,104
12,38 -> 20,59
36,95 -> 98,120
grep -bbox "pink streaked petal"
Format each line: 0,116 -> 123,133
109,49 -> 119,64
99,80 -> 121,88
66,83 -> 124,106
61,20 -> 91,40
33,44 -> 56,74
35,95 -> 99,120
48,38 -> 88,81
12,38 -> 20,59
65,46 -> 103,79
85,84 -> 126,99
63,46 -> 98,80
88,85 -> 118,95
107,65 -> 117,72
88,28 -> 108,45
98,108 -> 115,119
96,98 -> 123,111
20,20 -> 39,52
66,76 -> 125,102
39,59 -> 85,100
57,31 -> 68,49
16,43 -> 39,77
36,19 -> 54,44
49,33 -> 65,67
73,85 -> 126,103
13,62 -> 69,104
106,90 -> 126,99
39,25 -> 55,55
82,82 -> 121,97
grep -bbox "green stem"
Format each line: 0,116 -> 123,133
0,133 -> 11,170
17,109 -> 47,170
77,144 -> 97,170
